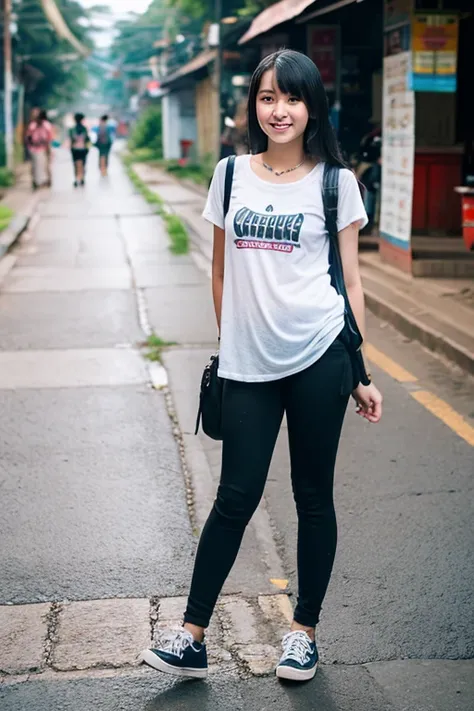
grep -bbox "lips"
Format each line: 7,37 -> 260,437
270,123 -> 292,131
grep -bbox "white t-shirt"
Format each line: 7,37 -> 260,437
203,154 -> 368,382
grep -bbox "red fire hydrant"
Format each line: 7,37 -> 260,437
180,139 -> 194,159
454,187 -> 474,251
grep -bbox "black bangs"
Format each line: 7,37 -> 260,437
247,49 -> 348,170
274,54 -> 309,102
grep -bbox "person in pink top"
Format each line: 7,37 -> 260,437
26,109 -> 53,189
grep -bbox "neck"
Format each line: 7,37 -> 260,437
264,138 -> 305,168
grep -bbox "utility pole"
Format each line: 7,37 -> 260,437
3,0 -> 14,171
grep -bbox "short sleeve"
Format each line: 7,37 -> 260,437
202,158 -> 227,229
337,169 -> 368,232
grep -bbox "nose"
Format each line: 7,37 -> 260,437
272,100 -> 289,119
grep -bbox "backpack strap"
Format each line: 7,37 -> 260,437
323,163 -> 370,386
223,155 -> 236,218
323,163 -> 346,298
322,163 -> 339,240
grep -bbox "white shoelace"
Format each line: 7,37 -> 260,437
159,629 -> 195,659
280,631 -> 313,665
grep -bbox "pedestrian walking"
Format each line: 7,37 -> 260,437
69,113 -> 91,187
96,114 -> 114,176
140,49 -> 383,683
25,109 -> 53,190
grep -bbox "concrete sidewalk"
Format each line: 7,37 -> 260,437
0,162 -> 42,262
132,162 -> 474,375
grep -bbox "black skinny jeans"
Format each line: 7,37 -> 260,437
184,337 -> 352,629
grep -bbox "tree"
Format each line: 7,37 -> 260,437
11,0 -> 106,109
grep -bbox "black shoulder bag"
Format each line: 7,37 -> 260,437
323,163 -> 371,390
195,155 -> 236,440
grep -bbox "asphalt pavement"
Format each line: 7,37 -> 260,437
1,148 -> 473,710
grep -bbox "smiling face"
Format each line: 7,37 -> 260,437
256,69 -> 309,147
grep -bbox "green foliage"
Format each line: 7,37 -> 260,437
15,0 -> 97,108
123,158 -> 189,255
110,0 -> 174,66
0,168 -> 15,188
129,107 -> 163,158
163,213 -> 189,255
0,205 -> 14,231
164,0 -> 262,22
141,333 -> 177,362
163,157 -> 214,186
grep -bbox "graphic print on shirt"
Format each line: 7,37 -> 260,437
233,206 -> 304,253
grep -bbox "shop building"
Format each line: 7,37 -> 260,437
239,0 -> 474,275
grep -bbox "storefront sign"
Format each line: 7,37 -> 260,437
380,44 -> 415,251
146,80 -> 161,98
384,0 -> 412,30
307,26 -> 338,92
409,14 -> 458,93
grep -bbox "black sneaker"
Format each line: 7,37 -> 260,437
140,628 -> 208,679
276,630 -> 318,681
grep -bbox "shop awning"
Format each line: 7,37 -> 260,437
161,49 -> 216,88
238,0 -> 318,45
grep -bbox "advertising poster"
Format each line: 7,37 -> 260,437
307,26 -> 338,91
380,43 -> 415,251
409,14 -> 458,92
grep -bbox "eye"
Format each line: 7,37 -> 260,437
260,95 -> 273,102
288,96 -> 300,103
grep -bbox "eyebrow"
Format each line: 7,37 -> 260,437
258,89 -> 275,94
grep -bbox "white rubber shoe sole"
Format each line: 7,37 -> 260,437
276,661 -> 318,681
139,649 -> 208,678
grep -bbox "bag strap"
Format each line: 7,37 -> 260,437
323,163 -> 350,304
224,155 -> 236,218
323,164 -> 369,385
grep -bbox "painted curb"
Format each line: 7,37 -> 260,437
364,288 -> 474,375
0,214 -> 29,260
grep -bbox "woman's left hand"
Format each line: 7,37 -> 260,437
352,382 -> 383,423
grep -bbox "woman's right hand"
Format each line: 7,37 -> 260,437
352,382 -> 383,423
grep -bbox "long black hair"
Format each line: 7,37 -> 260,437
247,49 -> 347,169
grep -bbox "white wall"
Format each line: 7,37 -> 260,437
162,92 -> 181,160
162,87 -> 197,160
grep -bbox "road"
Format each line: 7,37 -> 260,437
1,148 -> 473,710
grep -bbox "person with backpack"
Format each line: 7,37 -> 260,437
140,49 -> 383,684
96,114 -> 114,176
69,113 -> 91,187
26,109 -> 53,190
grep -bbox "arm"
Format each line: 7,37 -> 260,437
338,221 -> 366,339
339,222 -> 383,423
212,225 -> 225,334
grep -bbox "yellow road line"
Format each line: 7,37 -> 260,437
366,343 -> 418,383
411,390 -> 474,447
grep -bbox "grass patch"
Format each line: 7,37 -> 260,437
129,147 -> 163,163
0,168 -> 14,188
0,204 -> 14,231
164,213 -> 189,255
140,333 -> 177,363
161,157 -> 214,187
123,155 -> 189,255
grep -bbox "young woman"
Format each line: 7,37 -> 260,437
69,113 -> 90,187
140,49 -> 383,683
